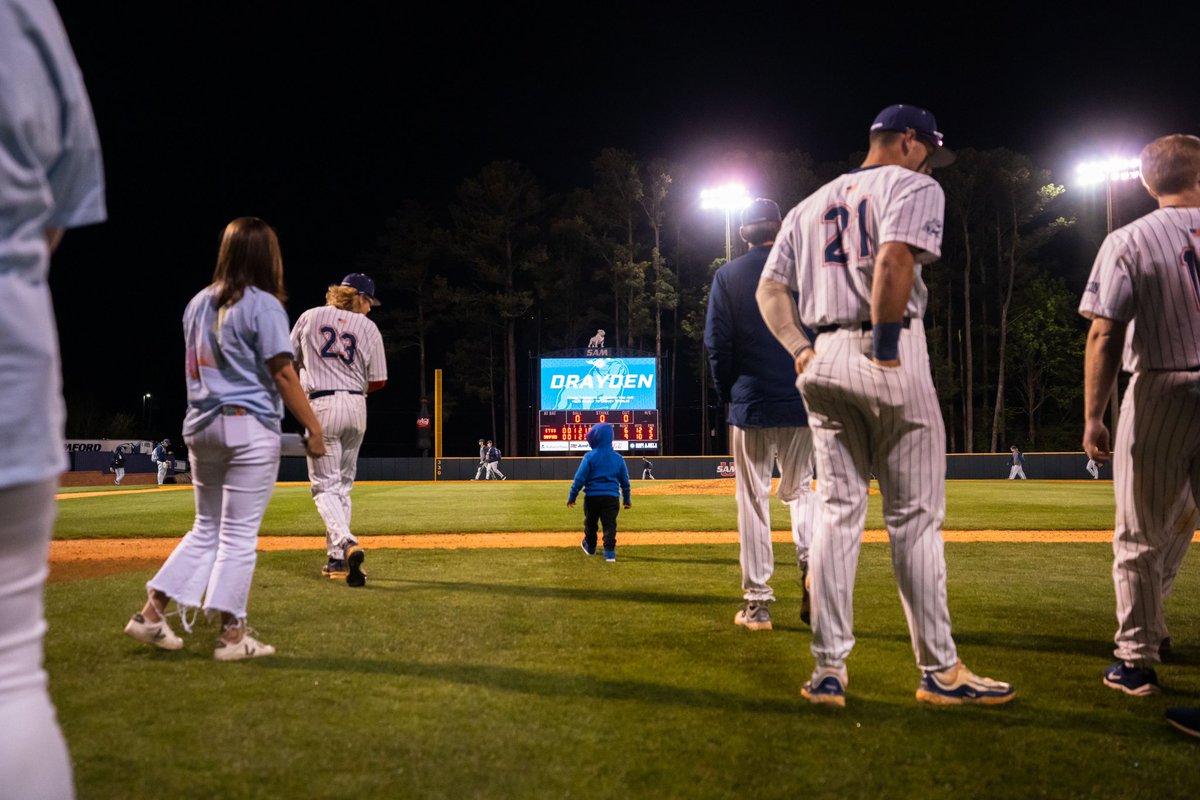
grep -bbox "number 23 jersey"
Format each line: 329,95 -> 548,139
290,304 -> 387,393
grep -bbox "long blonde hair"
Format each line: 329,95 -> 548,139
325,285 -> 360,311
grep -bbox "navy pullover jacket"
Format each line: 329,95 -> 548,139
568,424 -> 631,504
704,244 -> 810,428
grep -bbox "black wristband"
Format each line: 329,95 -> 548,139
872,322 -> 903,361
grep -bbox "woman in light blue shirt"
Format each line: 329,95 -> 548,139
124,218 -> 325,660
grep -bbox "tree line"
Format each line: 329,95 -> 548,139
360,145 -> 1139,457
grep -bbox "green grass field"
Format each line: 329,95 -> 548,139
52,479 -> 1118,538
47,480 -> 1200,799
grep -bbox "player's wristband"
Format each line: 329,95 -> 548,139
791,343 -> 813,359
871,322 -> 902,362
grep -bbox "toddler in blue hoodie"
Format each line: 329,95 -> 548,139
567,423 -> 632,562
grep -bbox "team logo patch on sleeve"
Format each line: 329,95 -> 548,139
922,219 -> 943,236
1086,280 -> 1100,294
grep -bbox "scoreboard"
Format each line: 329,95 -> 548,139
538,355 -> 660,453
539,410 -> 659,451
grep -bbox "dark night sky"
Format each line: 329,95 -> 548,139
47,2 -> 1200,447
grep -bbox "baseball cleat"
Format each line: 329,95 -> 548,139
1103,661 -> 1160,696
581,537 -> 596,556
916,660 -> 1015,705
214,632 -> 276,662
1165,707 -> 1200,738
734,601 -> 772,631
321,558 -> 348,580
345,544 -> 366,588
124,613 -> 184,650
802,666 -> 847,707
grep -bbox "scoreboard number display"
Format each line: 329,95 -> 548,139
538,355 -> 660,452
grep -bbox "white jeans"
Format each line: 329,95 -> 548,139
149,414 -> 279,619
730,425 -> 817,602
0,479 -> 74,799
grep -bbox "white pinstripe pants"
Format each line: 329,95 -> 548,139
1111,369 -> 1200,666
797,325 -> 956,672
307,394 -> 366,559
730,425 -> 817,602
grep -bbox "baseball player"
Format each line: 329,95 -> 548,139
705,197 -> 819,631
291,273 -> 387,587
110,449 -> 126,485
472,438 -> 488,480
641,456 -> 655,480
1007,445 -> 1027,479
484,440 -> 506,480
1080,133 -> 1200,702
152,438 -> 172,485
757,104 -> 1014,706
0,1 -> 106,793
1086,457 -> 1100,479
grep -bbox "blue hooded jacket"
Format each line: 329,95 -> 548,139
567,423 -> 632,504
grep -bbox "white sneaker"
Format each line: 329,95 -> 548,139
124,613 -> 184,650
214,632 -> 276,661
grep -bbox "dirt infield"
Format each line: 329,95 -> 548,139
49,528 -> 1145,583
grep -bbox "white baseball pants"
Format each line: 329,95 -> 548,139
798,325 -> 956,673
1008,465 -> 1026,479
0,478 -> 75,800
307,394 -> 366,559
1111,369 -> 1200,666
156,460 -> 168,485
486,462 -> 505,479
114,467 -> 124,484
730,425 -> 817,602
149,414 -> 279,620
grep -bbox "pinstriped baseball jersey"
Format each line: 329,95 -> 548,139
290,305 -> 388,392
763,166 -> 944,326
1079,206 -> 1200,371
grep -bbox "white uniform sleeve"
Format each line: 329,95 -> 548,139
365,324 -> 387,382
761,208 -> 801,290
878,175 -> 944,264
289,310 -> 308,370
1079,231 -> 1136,322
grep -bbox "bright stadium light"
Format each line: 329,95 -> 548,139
700,183 -> 753,262
1075,157 -> 1141,186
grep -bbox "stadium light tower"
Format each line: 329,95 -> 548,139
700,183 -> 753,262
1075,155 -> 1142,436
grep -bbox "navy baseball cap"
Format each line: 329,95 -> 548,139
870,104 -> 955,167
741,198 -> 782,227
341,273 -> 382,306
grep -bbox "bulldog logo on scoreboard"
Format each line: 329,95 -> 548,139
585,328 -> 609,356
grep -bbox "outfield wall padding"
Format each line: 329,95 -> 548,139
276,452 -> 1109,482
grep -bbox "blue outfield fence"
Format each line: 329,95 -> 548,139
272,452 -> 1109,483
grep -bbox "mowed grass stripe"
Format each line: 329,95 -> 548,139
53,479 -> 1120,539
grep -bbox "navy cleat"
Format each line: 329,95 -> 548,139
1103,661 -> 1160,696
345,544 -> 366,588
581,537 -> 596,556
603,549 -> 616,562
321,558 -> 348,579
801,666 -> 847,707
916,660 -> 1016,705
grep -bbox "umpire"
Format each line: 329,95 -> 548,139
704,198 -> 819,631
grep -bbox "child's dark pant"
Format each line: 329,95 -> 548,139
583,495 -> 620,551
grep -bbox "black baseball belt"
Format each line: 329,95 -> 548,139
816,318 -> 914,335
308,389 -> 364,399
